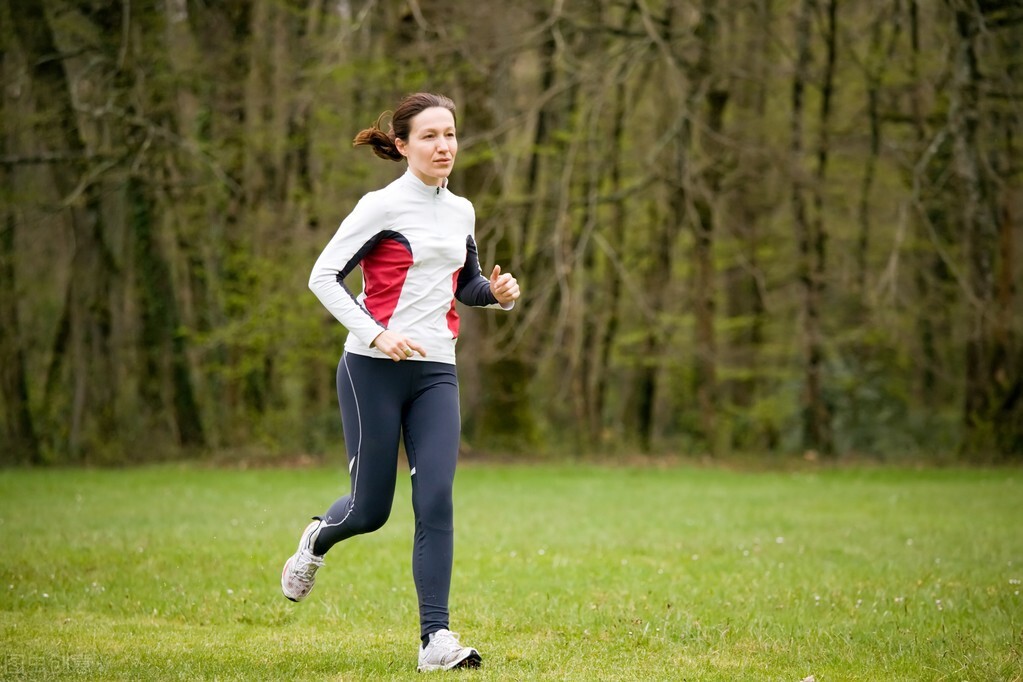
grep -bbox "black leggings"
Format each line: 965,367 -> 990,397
313,352 -> 461,640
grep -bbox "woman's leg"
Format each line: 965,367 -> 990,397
401,362 -> 461,642
314,353 -> 406,554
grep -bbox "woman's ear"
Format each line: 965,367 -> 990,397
394,137 -> 408,158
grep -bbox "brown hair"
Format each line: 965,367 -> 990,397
352,93 -> 457,162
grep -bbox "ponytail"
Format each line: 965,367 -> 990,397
352,112 -> 403,161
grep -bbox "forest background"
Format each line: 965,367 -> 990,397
1,0 -> 1020,466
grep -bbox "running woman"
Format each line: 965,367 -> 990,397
280,92 -> 520,672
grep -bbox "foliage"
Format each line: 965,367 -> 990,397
1,1 -> 1021,463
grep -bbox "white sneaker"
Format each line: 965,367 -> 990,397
281,519 -> 325,602
417,629 -> 482,672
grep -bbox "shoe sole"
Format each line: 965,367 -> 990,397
457,651 -> 482,670
418,649 -> 481,672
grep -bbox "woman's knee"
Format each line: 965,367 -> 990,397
348,504 -> 391,535
414,489 -> 453,530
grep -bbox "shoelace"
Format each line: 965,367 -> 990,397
293,549 -> 324,581
430,630 -> 462,649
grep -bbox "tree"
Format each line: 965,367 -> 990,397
790,0 -> 835,456
9,0 -> 120,460
948,0 -> 1023,458
0,1 -> 41,464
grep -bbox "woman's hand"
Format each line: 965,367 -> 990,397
372,330 -> 427,362
489,265 -> 520,307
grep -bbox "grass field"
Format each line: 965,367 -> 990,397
1,462 -> 1021,681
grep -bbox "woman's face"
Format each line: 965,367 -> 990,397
396,107 -> 458,187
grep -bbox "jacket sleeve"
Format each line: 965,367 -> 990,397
455,234 -> 514,310
308,194 -> 389,348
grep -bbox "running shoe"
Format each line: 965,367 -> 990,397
281,519 -> 324,602
417,629 -> 482,672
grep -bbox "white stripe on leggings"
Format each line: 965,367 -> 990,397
323,353 -> 361,530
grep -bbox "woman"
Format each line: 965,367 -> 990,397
281,92 -> 519,672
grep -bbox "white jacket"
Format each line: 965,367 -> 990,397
309,170 -> 509,364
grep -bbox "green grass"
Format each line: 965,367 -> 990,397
1,463 -> 1021,681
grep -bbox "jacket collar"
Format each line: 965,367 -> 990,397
400,169 -> 447,197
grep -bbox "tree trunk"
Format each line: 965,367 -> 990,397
0,191 -> 40,465
949,2 -> 1021,459
473,10 -> 564,452
594,75 -> 631,446
791,0 -> 834,456
689,0 -> 727,451
856,9 -> 888,297
0,15 -> 41,464
10,0 -> 117,460
907,0 -> 945,411
725,0 -> 772,449
130,178 -> 205,449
